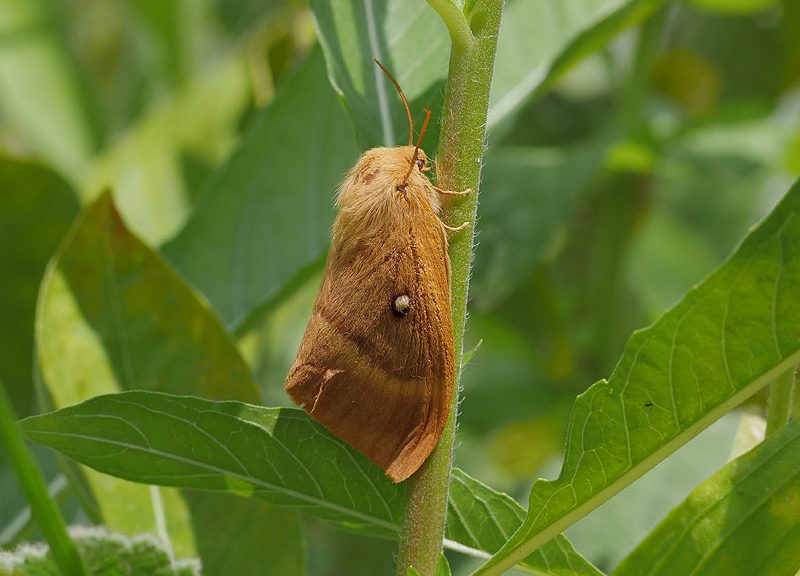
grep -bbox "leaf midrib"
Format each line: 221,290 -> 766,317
25,428 -> 398,532
477,348 -> 800,574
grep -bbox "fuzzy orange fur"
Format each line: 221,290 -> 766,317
284,145 -> 454,482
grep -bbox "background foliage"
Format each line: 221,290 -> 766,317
1,0 -> 799,575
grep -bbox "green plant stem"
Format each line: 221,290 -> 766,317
396,2 -> 502,575
0,381 -> 88,575
766,366 -> 797,436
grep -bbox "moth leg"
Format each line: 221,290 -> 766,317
433,185 -> 472,196
436,186 -> 471,232
443,220 -> 470,233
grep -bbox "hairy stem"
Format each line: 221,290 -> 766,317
396,2 -> 503,575
0,381 -> 88,575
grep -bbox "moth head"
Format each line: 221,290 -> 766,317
347,147 -> 429,189
402,146 -> 429,174
413,149 -> 431,173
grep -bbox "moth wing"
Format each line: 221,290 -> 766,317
285,203 -> 453,482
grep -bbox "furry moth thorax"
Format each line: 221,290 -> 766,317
335,146 -> 441,221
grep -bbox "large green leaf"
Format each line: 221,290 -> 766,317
22,391 -> 603,576
309,0 -> 450,149
37,192 -> 258,407
564,414 -> 741,570
613,414 -> 800,576
163,47 -> 359,330
0,0 -> 99,182
23,392 -> 403,536
35,192 -> 304,573
473,179 -> 800,575
0,157 -> 79,417
488,0 -> 666,128
310,0 -> 667,143
164,0 -> 668,333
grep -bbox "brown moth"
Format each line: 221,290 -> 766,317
284,59 -> 468,483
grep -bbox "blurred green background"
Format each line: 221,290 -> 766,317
1,0 -> 799,574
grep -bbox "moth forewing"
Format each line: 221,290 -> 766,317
284,145 -> 455,482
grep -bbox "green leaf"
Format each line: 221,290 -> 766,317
437,553 -> 451,576
22,392 -> 602,575
310,0 -> 667,140
309,0 -> 449,149
35,192 -> 308,572
0,0 -> 100,182
564,414 -> 741,570
37,191 -> 259,408
613,413 -> 800,576
163,47 -> 359,330
449,469 -> 603,576
0,156 -> 79,417
473,179 -> 800,575
461,339 -> 483,368
23,391 -> 405,538
489,0 -> 667,128
169,0 -> 667,334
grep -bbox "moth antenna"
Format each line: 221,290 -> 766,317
413,108 -> 431,160
373,57 -> 413,146
402,107 -> 431,184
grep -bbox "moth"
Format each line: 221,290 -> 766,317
284,59 -> 469,483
